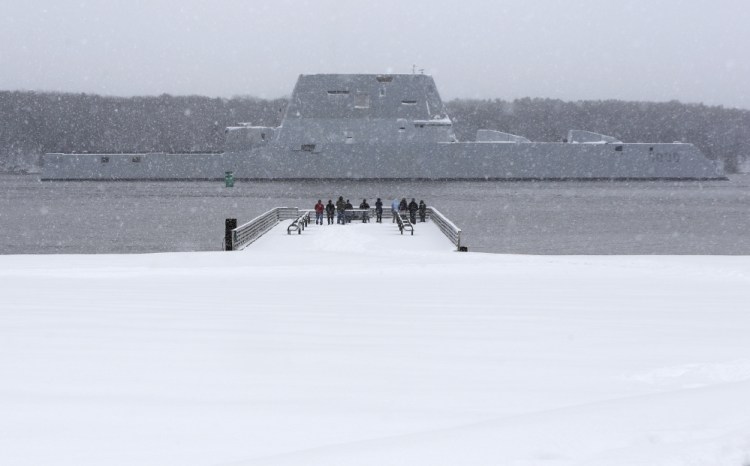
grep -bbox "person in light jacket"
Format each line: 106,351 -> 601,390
391,198 -> 400,223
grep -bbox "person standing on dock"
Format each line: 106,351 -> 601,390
314,200 -> 325,225
326,200 -> 335,225
375,198 -> 383,223
418,200 -> 427,222
359,199 -> 370,223
399,198 -> 408,213
391,198 -> 399,223
408,198 -> 419,224
345,199 -> 354,223
336,196 -> 346,224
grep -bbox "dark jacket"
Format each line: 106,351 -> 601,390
359,201 -> 370,209
418,201 -> 427,214
345,201 -> 353,209
408,200 -> 419,213
326,202 -> 336,214
375,200 -> 383,212
399,199 -> 408,211
336,198 -> 346,211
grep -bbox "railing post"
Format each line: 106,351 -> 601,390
458,231 -> 468,252
225,218 -> 237,251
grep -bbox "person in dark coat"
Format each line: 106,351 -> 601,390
399,198 -> 408,212
375,198 -> 383,223
344,199 -> 354,223
408,198 -> 419,223
314,199 -> 325,225
336,196 -> 346,224
325,200 -> 335,225
418,200 -> 427,222
359,199 -> 370,223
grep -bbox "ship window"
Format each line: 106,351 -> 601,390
401,100 -> 417,105
261,133 -> 265,140
614,146 -> 623,152
301,144 -> 316,152
380,87 -> 386,97
376,75 -> 393,83
327,90 -> 349,95
132,156 -> 142,162
101,156 -> 109,163
354,93 -> 370,109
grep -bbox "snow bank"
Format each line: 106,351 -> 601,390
1,224 -> 749,465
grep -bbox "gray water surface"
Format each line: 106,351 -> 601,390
1,174 -> 748,254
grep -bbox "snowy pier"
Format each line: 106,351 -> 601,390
249,216 -> 457,254
225,206 -> 464,252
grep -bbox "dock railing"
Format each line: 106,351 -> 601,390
395,212 -> 414,235
227,207 -> 301,250
287,210 -> 311,234
426,207 -> 463,250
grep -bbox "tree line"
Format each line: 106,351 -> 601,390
1,90 -> 747,172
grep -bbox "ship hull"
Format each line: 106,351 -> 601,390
41,142 -> 724,180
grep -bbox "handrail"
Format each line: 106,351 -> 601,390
395,212 -> 414,236
338,208 -> 371,222
230,206 -> 300,250
287,211 -> 311,235
426,207 -> 462,250
402,214 -> 414,235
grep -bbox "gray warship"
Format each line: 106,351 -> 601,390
41,74 -> 724,180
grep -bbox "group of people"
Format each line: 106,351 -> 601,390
392,198 -> 427,224
313,196 -> 427,225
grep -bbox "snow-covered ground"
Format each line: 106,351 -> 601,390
1,219 -> 750,465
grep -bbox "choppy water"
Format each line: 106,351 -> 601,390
1,173 -> 749,254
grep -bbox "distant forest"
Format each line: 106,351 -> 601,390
1,90 -> 748,172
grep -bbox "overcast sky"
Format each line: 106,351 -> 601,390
1,0 -> 748,108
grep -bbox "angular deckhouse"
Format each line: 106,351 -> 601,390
42,74 -> 725,180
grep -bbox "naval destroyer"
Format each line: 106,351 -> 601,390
41,74 -> 724,180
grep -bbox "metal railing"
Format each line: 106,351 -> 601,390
337,208 -> 371,223
229,207 -> 301,250
426,207 -> 462,250
395,212 -> 414,235
287,210 -> 311,234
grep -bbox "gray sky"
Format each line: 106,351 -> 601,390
1,0 -> 748,108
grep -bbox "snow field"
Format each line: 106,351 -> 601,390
1,220 -> 749,465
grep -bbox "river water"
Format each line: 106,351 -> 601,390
1,174 -> 748,254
